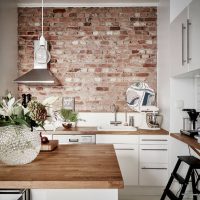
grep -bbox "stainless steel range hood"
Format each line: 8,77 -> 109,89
14,69 -> 60,85
14,41 -> 60,86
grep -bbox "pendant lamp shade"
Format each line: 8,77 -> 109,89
35,0 -> 51,64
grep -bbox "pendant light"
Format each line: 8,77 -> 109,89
35,0 -> 51,64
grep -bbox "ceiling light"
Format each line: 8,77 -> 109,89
35,0 -> 51,64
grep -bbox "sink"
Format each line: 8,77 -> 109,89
97,125 -> 137,131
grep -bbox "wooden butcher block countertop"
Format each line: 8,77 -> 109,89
171,133 -> 200,150
0,145 -> 123,189
45,127 -> 169,135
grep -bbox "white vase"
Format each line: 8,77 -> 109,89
0,125 -> 41,165
71,122 -> 76,127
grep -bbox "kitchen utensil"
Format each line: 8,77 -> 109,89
129,116 -> 134,127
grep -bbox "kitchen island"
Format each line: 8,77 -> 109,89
0,144 -> 123,200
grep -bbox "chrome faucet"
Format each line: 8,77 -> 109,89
110,104 -> 122,126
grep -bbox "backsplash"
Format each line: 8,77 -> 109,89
18,7 -> 157,112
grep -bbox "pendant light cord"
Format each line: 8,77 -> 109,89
42,0 -> 44,36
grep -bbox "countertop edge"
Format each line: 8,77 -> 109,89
170,133 -> 200,150
41,127 -> 169,135
0,180 -> 124,189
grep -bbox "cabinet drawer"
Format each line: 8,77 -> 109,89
96,135 -> 138,144
140,135 -> 169,144
53,135 -> 95,144
139,163 -> 168,186
140,145 -> 168,163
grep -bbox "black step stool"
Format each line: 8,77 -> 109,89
161,156 -> 200,200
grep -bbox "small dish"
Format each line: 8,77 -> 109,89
62,122 -> 72,129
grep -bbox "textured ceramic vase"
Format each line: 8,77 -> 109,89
0,125 -> 41,165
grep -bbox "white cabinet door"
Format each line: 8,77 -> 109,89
139,136 -> 169,186
170,7 -> 189,77
140,145 -> 168,164
170,0 -> 192,23
115,144 -> 138,186
139,135 -> 169,145
96,134 -> 138,144
188,0 -> 200,71
139,163 -> 168,186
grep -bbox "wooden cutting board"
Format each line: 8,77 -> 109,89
40,140 -> 58,151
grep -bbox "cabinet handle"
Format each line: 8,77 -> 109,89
141,149 -> 167,151
141,139 -> 167,142
141,167 -> 167,170
182,23 -> 186,65
187,19 -> 192,63
69,139 -> 79,142
115,149 -> 135,150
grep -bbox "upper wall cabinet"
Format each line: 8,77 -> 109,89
170,0 -> 200,77
188,0 -> 200,71
170,0 -> 192,23
170,8 -> 188,77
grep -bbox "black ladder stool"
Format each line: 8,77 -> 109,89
161,156 -> 200,200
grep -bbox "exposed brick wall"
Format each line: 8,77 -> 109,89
18,7 -> 157,112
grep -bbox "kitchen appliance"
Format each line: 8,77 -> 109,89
139,106 -> 163,130
180,109 -> 200,137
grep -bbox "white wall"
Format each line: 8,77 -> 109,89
157,0 -> 170,131
170,0 -> 192,23
0,0 -> 18,97
170,78 -> 195,133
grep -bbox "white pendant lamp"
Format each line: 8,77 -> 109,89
35,0 -> 51,64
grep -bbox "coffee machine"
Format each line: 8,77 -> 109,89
180,109 -> 200,137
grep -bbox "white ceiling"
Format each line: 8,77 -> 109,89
17,0 -> 158,7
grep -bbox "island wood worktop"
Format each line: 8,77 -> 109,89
0,145 -> 123,189
44,127 -> 168,135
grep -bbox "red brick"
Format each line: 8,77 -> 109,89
69,13 -> 77,17
53,9 -> 66,13
110,26 -> 120,30
132,50 -> 139,54
143,63 -> 156,67
96,87 -> 109,91
136,73 -> 149,77
53,8 -> 66,13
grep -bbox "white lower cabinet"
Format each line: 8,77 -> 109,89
96,134 -> 169,187
31,189 -> 117,200
139,164 -> 168,186
139,145 -> 168,164
139,135 -> 169,186
115,144 -> 138,186
96,135 -> 139,186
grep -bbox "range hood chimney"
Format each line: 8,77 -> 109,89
14,41 -> 60,86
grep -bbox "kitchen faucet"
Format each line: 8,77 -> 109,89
110,104 -> 122,126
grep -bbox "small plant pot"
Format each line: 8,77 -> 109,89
71,122 -> 77,127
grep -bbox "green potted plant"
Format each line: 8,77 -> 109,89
60,108 -> 78,128
0,93 -> 57,165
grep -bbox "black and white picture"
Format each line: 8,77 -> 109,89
62,97 -> 75,111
